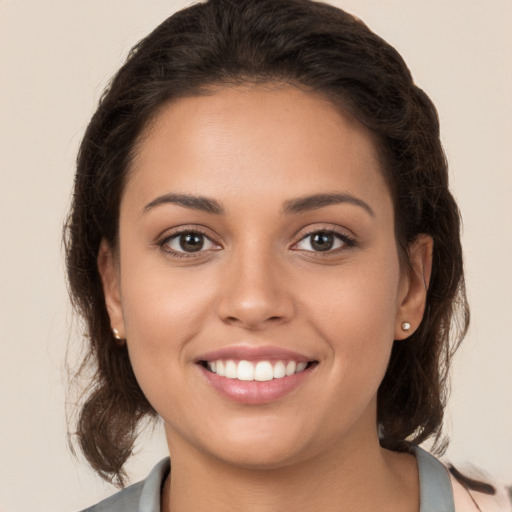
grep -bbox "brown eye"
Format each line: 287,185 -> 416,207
162,231 -> 218,255
310,232 -> 335,251
293,230 -> 353,253
179,233 -> 204,252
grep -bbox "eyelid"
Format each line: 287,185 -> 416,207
157,227 -> 222,258
290,226 -> 356,253
156,224 -> 356,259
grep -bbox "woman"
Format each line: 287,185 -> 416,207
64,0 -> 508,510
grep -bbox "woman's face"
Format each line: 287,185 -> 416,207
100,85 -> 429,469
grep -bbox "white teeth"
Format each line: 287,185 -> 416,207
285,361 -> 297,376
254,361 -> 273,381
216,360 -> 225,377
296,362 -> 307,373
225,360 -> 238,379
205,359 -> 311,381
273,361 -> 286,379
237,360 -> 254,381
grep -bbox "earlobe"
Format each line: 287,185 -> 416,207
395,234 -> 433,340
97,239 -> 125,339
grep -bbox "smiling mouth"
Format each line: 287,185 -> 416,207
199,359 -> 318,382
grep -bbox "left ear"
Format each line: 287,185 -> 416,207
395,234 -> 433,340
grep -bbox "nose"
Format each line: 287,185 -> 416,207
216,245 -> 295,330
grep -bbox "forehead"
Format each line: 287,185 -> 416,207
125,84 -> 391,217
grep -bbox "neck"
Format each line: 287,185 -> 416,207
162,430 -> 419,512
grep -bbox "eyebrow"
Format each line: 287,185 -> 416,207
144,193 -> 224,215
143,191 -> 375,217
281,193 -> 375,217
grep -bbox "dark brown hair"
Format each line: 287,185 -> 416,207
65,0 -> 468,486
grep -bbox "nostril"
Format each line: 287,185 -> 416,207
222,314 -> 285,328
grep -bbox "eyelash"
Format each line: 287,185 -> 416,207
158,227 -> 217,259
157,227 -> 356,259
292,228 -> 356,256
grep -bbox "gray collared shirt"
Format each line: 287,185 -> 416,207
79,446 -> 455,512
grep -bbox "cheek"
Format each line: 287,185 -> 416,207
305,256 -> 400,335
302,256 -> 401,384
119,268 -> 218,431
117,247 -> 216,388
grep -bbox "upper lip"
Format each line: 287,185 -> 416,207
195,345 -> 314,363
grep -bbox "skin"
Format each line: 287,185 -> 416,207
98,84 -> 433,511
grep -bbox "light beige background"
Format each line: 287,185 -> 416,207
0,1 -> 510,511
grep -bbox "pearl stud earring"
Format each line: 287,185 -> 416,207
401,322 -> 411,332
112,327 -> 122,340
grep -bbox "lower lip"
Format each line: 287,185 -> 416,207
199,365 -> 314,405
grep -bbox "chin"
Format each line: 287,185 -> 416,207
197,413 -> 327,470
165,411 -> 316,471
210,438 -> 309,471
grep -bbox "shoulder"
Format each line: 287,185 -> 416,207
79,480 -> 145,512
77,458 -> 170,512
450,473 -> 512,512
414,447 -> 511,512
